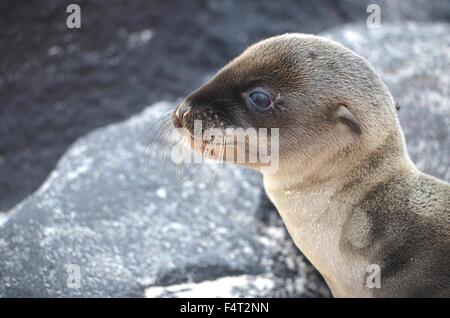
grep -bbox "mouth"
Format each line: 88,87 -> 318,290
173,114 -> 226,144
186,133 -> 227,160
172,109 -> 258,161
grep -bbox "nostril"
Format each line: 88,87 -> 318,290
176,102 -> 192,122
182,108 -> 191,120
172,111 -> 183,128
173,101 -> 193,128
175,106 -> 183,119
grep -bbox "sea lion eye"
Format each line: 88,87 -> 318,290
248,90 -> 272,110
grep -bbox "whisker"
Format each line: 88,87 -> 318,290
208,138 -> 225,187
139,109 -> 176,184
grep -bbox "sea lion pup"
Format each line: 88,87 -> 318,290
172,34 -> 450,297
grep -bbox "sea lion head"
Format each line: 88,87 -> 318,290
172,33 -> 402,175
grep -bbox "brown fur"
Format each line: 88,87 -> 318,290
173,33 -> 450,297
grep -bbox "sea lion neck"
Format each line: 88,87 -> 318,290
263,128 -> 413,195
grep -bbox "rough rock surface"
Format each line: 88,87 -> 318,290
0,102 -> 328,297
3,0 -> 450,211
1,22 -> 450,297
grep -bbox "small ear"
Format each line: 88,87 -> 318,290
336,105 -> 362,136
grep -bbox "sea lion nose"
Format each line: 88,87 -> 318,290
173,100 -> 192,128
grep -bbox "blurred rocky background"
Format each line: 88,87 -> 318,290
0,0 -> 449,297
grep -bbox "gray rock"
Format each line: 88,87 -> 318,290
4,0 -> 450,212
0,102 -> 327,297
2,22 -> 450,298
324,23 -> 450,182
